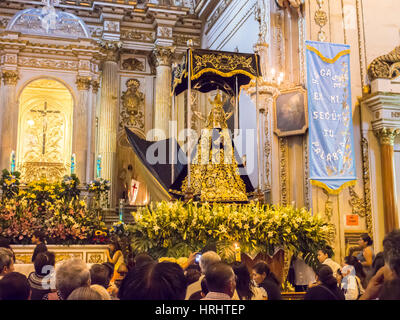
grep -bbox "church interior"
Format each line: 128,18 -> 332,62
0,0 -> 400,300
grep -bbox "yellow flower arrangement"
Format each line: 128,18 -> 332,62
127,201 -> 335,264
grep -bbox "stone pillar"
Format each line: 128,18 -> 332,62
153,45 -> 175,140
73,76 -> 92,184
374,128 -> 400,233
0,70 -> 19,171
98,42 -> 120,206
88,80 -> 99,183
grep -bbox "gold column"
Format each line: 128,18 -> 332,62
153,45 -> 175,140
98,42 -> 120,206
0,70 -> 19,170
374,128 -> 400,233
74,76 -> 92,184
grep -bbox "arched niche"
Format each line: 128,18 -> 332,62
17,78 -> 74,182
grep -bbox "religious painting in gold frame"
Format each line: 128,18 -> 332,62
273,86 -> 308,137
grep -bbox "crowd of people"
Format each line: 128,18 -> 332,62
0,230 -> 399,300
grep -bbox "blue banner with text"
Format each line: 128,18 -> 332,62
306,41 -> 356,194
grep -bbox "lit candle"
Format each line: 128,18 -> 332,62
71,153 -> 76,175
119,198 -> 124,222
96,155 -> 102,179
10,150 -> 15,174
270,68 -> 276,80
234,243 -> 241,262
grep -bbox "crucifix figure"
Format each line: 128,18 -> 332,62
30,102 -> 60,155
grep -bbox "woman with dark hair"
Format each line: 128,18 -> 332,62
252,261 -> 282,300
357,233 -> 375,287
369,252 -> 384,280
304,265 -> 345,300
232,262 -> 267,300
340,256 -> 365,300
344,255 -> 366,284
118,261 -> 187,300
106,239 -> 124,284
31,231 -> 48,263
28,251 -> 56,300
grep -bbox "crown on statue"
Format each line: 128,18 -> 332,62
211,91 -> 225,108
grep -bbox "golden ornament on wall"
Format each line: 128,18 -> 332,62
314,9 -> 328,28
120,78 -> 145,130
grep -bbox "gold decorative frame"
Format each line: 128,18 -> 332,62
273,86 -> 308,137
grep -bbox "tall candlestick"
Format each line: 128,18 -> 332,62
234,243 -> 241,262
10,150 -> 15,174
71,153 -> 76,175
96,155 -> 102,179
119,199 -> 124,223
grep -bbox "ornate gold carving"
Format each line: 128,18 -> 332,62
89,26 -> 103,38
2,70 -> 19,85
120,79 -> 145,130
264,103 -> 271,191
304,135 -> 310,209
314,0 -> 327,42
87,253 -> 105,264
0,17 -> 10,29
20,98 -> 68,183
180,93 -> 248,202
193,54 -> 256,75
314,10 -> 328,27
120,29 -> 155,42
14,254 -> 33,264
173,34 -> 200,47
374,127 -> 400,146
55,253 -> 83,263
76,76 -> 92,91
122,57 -> 145,71
356,0 -> 367,89
347,122 -> 373,236
153,45 -> 175,67
279,137 -> 288,206
18,57 -> 79,70
20,162 -> 68,183
91,80 -> 100,94
157,26 -> 173,38
368,46 -> 400,81
99,40 -> 122,62
322,189 -> 334,221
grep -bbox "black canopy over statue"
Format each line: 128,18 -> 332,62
125,48 -> 261,203
172,48 -> 261,96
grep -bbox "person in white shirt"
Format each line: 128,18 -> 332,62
185,251 -> 221,300
317,245 -> 341,278
341,264 -> 364,300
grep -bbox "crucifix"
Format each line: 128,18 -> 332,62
30,102 -> 60,155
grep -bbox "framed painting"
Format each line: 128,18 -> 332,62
273,86 -> 308,137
